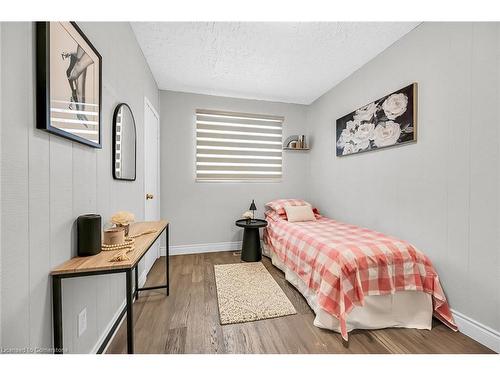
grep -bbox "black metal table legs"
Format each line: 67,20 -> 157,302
241,227 -> 262,262
126,269 -> 134,354
52,276 -> 63,354
134,265 -> 139,299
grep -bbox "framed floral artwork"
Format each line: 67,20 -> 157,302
335,83 -> 417,156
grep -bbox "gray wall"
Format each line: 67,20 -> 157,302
307,22 -> 499,331
0,22 -> 159,353
160,91 -> 309,246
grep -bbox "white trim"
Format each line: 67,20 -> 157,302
451,309 -> 500,353
138,268 -> 148,288
160,241 -> 242,256
144,96 -> 160,120
90,300 -> 126,354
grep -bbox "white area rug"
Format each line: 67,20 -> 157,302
214,262 -> 296,324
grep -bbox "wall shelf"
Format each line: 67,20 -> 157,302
283,135 -> 310,151
283,147 -> 310,151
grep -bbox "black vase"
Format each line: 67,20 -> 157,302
77,214 -> 102,257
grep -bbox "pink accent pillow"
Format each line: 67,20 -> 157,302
284,205 -> 317,222
265,199 -> 312,216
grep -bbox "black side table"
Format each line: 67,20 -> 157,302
235,219 -> 268,262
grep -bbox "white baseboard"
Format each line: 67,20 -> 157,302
138,269 -> 147,288
160,241 -> 242,256
451,309 -> 500,353
90,300 -> 126,354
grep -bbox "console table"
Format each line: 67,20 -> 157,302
50,220 -> 169,354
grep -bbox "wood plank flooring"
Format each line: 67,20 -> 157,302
106,252 -> 494,354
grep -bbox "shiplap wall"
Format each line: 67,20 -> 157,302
0,22 -> 159,353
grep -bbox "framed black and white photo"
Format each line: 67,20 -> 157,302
335,83 -> 417,157
36,22 -> 102,148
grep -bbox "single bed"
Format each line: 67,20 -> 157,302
262,199 -> 457,340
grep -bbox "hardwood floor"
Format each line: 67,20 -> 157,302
106,252 -> 494,354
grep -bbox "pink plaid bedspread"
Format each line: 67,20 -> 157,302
263,211 -> 457,340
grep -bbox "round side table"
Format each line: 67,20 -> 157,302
235,219 -> 268,262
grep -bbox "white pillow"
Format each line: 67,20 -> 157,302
284,205 -> 316,222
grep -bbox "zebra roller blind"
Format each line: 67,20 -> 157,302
196,109 -> 284,181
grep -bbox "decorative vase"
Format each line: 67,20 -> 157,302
77,214 -> 102,257
298,135 -> 306,148
103,227 -> 126,245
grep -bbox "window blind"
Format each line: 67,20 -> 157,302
196,109 -> 284,181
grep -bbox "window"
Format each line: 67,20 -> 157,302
196,109 -> 284,181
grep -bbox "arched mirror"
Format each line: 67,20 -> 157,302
113,103 -> 136,180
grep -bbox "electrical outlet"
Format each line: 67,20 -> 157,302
78,308 -> 87,337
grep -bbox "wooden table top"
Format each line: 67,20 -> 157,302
51,220 -> 168,276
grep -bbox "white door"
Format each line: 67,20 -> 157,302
144,97 -> 160,275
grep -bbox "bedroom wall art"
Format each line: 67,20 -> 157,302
335,83 -> 417,156
36,22 -> 102,148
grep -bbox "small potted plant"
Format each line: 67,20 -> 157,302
111,211 -> 135,236
242,210 -> 253,223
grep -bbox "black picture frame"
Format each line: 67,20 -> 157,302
112,103 -> 137,181
36,22 -> 102,148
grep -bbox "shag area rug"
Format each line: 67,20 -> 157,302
214,262 -> 296,324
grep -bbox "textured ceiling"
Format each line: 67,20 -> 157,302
131,22 -> 419,105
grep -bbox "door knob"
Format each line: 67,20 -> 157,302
146,193 -> 154,200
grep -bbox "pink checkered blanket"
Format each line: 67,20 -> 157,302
263,211 -> 457,340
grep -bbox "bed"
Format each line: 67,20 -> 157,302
262,199 -> 457,340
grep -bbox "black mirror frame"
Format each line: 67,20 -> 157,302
35,21 -> 103,148
112,103 -> 137,181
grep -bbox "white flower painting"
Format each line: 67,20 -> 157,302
335,83 -> 417,156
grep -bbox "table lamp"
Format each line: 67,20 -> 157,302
249,199 -> 257,221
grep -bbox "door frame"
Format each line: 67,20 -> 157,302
143,96 -> 160,226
